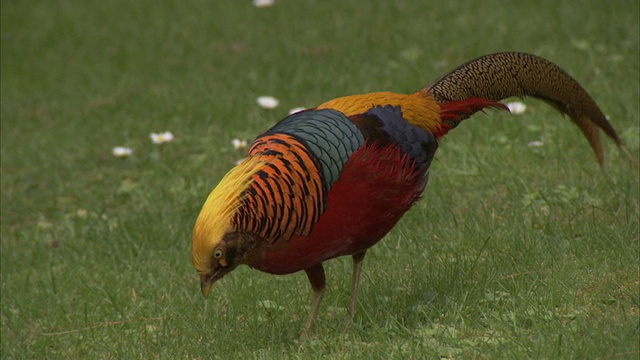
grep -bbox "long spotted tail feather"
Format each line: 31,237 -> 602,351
426,52 -> 635,166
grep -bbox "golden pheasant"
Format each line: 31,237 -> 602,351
191,52 -> 630,337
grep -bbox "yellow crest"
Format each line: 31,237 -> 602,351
191,155 -> 263,274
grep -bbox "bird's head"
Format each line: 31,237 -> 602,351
192,156 -> 262,298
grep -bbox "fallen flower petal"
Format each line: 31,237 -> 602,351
288,107 -> 307,115
506,101 -> 527,115
232,138 -> 248,150
257,96 -> 279,109
150,131 -> 175,144
528,140 -> 544,147
112,146 -> 134,157
253,0 -> 275,8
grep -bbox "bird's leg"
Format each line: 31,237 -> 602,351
349,251 -> 366,320
301,263 -> 326,339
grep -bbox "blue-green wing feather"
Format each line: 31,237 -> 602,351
259,109 -> 365,191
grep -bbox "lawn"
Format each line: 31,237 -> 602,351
1,0 -> 638,359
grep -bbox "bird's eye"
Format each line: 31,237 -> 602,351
213,249 -> 223,259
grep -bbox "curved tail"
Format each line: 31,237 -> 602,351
425,52 -> 633,166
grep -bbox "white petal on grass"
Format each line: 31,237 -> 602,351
506,101 -> 527,114
150,131 -> 175,144
253,0 -> 275,8
232,138 -> 248,150
528,140 -> 544,148
288,107 -> 307,115
256,96 -> 279,109
112,146 -> 133,157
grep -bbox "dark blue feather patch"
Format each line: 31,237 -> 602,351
366,105 -> 438,168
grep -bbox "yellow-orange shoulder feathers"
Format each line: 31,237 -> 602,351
317,90 -> 443,135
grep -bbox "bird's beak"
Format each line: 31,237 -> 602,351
200,274 -> 213,298
199,264 -> 235,299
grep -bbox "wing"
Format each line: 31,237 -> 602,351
234,109 -> 365,243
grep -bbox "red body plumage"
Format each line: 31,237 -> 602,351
248,143 -> 428,274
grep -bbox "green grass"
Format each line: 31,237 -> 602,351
2,0 -> 638,358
